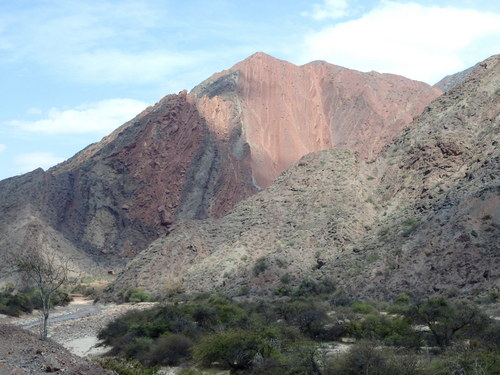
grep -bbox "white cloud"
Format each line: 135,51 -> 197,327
9,98 -> 149,134
300,1 -> 500,83
302,0 -> 350,20
14,152 -> 65,173
0,144 -> 6,152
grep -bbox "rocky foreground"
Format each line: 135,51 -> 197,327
0,324 -> 112,375
0,298 -> 155,374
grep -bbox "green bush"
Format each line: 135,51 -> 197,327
347,313 -> 421,348
330,289 -> 353,307
124,337 -> 154,363
0,288 -> 71,317
147,334 -> 193,366
0,291 -> 33,316
97,357 -> 159,375
351,301 -> 376,314
274,284 -> 293,296
280,273 -> 293,284
324,341 -> 424,375
274,277 -> 337,297
96,292 -> 498,374
272,299 -> 343,340
295,277 -> 336,296
193,326 -> 292,371
407,297 -> 490,348
253,257 -> 268,276
478,320 -> 500,351
119,288 -> 153,303
428,344 -> 500,375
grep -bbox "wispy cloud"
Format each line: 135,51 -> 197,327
8,99 -> 149,134
0,1 -> 203,86
14,152 -> 65,173
0,144 -> 6,152
300,1 -> 500,83
66,49 -> 201,84
302,0 -> 350,20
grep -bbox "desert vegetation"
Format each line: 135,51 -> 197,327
0,285 -> 71,317
96,284 -> 500,375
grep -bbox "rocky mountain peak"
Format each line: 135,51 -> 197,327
0,53 -> 443,279
106,54 -> 499,301
192,53 -> 441,187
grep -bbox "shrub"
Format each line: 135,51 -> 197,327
97,357 -> 159,375
428,344 -> 500,375
0,288 -> 71,317
124,337 -> 154,363
477,320 -> 500,351
280,273 -> 293,284
98,309 -> 153,348
324,341 -> 424,375
295,277 -> 336,296
120,288 -> 153,303
351,301 -> 376,314
277,343 -> 322,375
0,291 -> 33,316
274,284 -> 293,297
330,289 -> 352,307
148,334 -> 193,366
193,328 -> 282,371
407,297 -> 490,348
347,313 -> 421,348
273,299 -> 339,340
253,257 -> 268,276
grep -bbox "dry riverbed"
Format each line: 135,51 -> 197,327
0,296 -> 156,358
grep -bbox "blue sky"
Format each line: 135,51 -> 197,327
1,0 -> 499,180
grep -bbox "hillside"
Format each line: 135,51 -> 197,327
106,54 -> 499,300
0,53 -> 440,278
434,64 -> 476,92
0,324 -> 112,374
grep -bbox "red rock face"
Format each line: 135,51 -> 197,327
0,53 -> 441,267
192,52 -> 442,187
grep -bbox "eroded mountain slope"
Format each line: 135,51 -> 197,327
193,52 -> 441,187
0,53 -> 441,277
107,54 -> 499,300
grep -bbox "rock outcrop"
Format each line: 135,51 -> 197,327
107,54 -> 499,300
192,52 -> 441,187
0,53 -> 441,277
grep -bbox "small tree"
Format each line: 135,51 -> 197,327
407,297 -> 487,348
8,251 -> 70,340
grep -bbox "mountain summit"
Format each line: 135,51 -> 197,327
192,52 -> 441,187
0,53 -> 441,276
107,54 -> 499,300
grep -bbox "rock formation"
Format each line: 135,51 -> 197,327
107,54 -> 499,300
192,52 -> 441,187
0,53 -> 441,277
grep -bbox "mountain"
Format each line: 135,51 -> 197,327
106,54 -> 499,300
434,64 -> 476,92
192,52 -> 441,187
0,53 -> 441,279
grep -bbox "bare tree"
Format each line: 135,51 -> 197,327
8,251 -> 70,340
